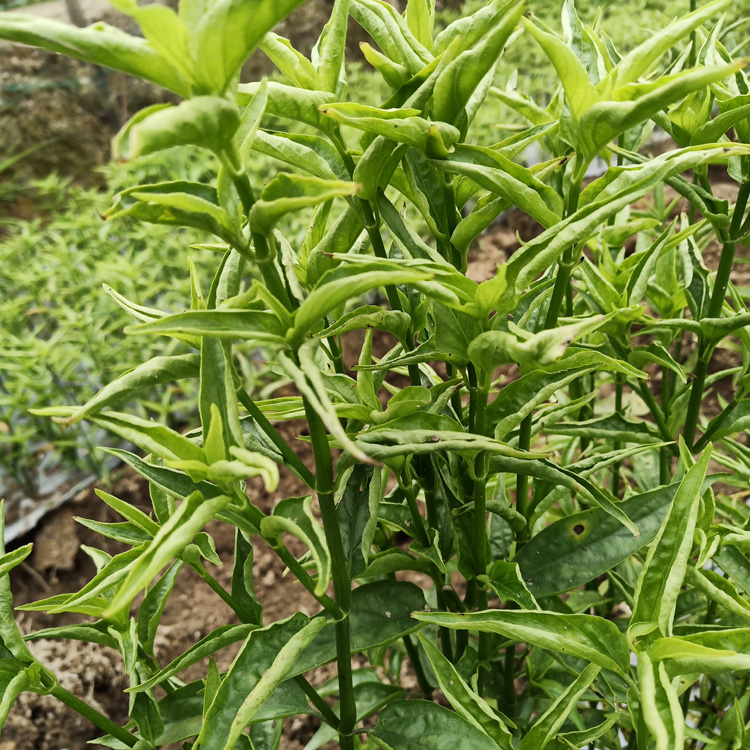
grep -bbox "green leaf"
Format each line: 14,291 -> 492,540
125,310 -> 286,345
319,102 -> 460,158
545,413 -> 663,444
488,349 -> 646,440
249,173 -> 360,234
578,63 -> 743,157
232,530 -> 263,625
105,181 -> 243,248
515,479 -> 720,597
129,624 -> 257,693
318,306 -> 411,345
521,14 -> 597,119
305,672 -> 404,750
105,491 -> 230,621
629,447 -> 712,644
650,630 -> 750,675
0,546 -> 33,579
252,130 -> 348,181
0,15 -> 190,96
316,0 -> 350,93
350,0 -> 432,74
55,354 -> 200,426
237,81 -> 337,133
417,634 -> 514,747
685,566 -> 750,622
24,622 -> 118,649
483,560 -> 538,610
337,466 -> 374,578
519,663 -> 601,750
432,1 -> 524,125
259,33 -> 321,90
290,267 -> 431,345
35,408 -> 205,464
137,561 -> 182,656
609,0 -> 731,87
372,700 -> 501,750
294,581 -> 426,674
468,315 -> 608,372
236,79 -> 268,162
0,668 -> 30,735
113,97 -> 240,162
637,650 -> 684,750
198,615 -> 326,750
431,144 -> 562,227
200,335 -> 244,458
188,0 -> 307,95
413,610 -> 630,674
500,146 -> 746,310
94,489 -> 159,537
260,496 -> 331,598
361,42 -> 411,89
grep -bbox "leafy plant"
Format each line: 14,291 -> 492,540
2,0 -> 750,748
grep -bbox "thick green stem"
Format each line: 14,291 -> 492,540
303,400 -> 356,750
49,683 -> 138,747
399,476 -> 430,548
684,181 -> 750,448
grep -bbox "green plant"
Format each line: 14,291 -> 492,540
0,149 -> 294,495
2,0 -> 750,748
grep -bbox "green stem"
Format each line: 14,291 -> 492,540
331,129 -> 421,387
399,476 -> 430,548
612,376 -> 623,496
693,395 -> 737,453
503,644 -> 516,715
684,181 -> 750,449
222,149 -> 293,311
403,634 -> 434,697
49,684 -> 137,747
294,675 -> 341,728
270,541 -> 341,618
689,0 -> 697,68
237,388 -> 315,486
189,560 -> 245,617
516,163 -> 586,524
515,416 -> 532,536
303,400 -> 356,750
636,381 -> 675,449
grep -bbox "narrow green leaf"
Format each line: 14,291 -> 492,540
519,663 -> 601,750
413,610 -> 630,674
0,14 -> 189,95
114,97 -> 240,162
629,447 -> 712,644
105,492 -> 230,621
417,633 -> 513,747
